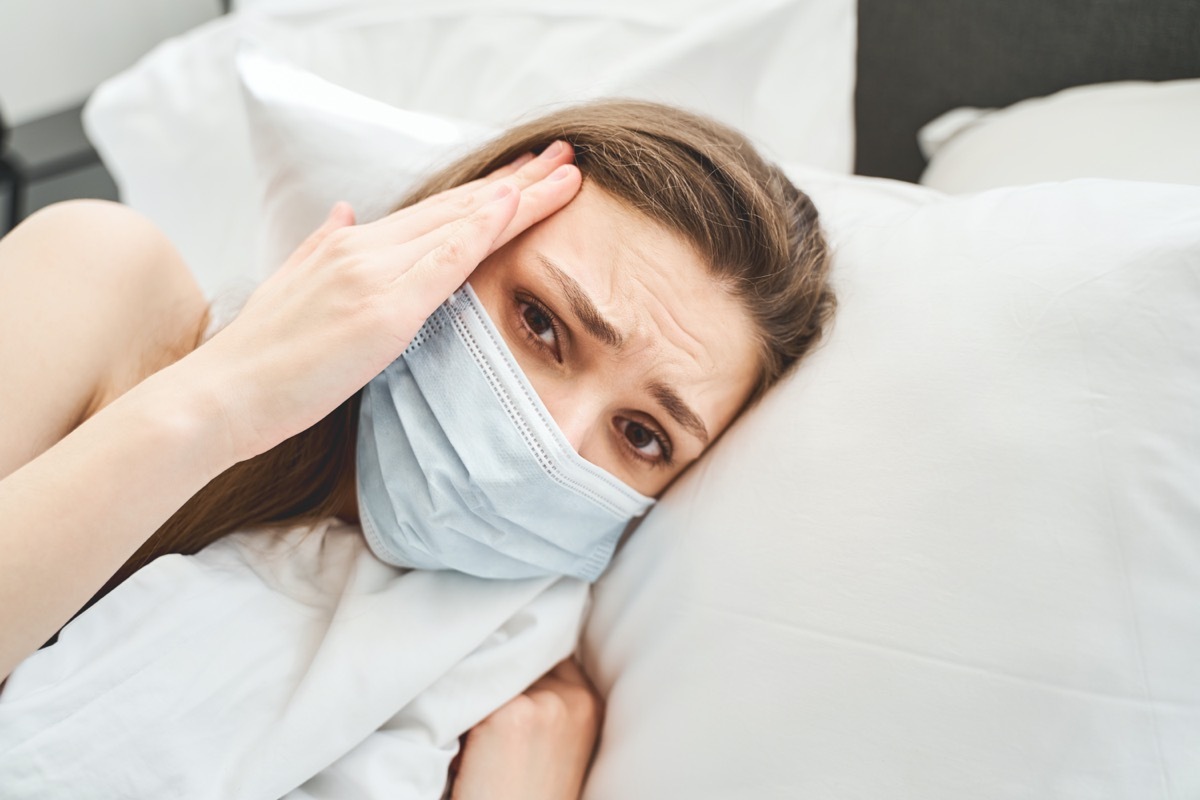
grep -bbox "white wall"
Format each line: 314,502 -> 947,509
0,0 -> 222,125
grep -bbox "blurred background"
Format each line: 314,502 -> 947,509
0,0 -> 226,232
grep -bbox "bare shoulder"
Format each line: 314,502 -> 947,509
0,200 -> 209,479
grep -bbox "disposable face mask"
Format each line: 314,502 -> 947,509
355,283 -> 656,581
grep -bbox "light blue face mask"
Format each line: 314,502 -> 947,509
355,283 -> 656,581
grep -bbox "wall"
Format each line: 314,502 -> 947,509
0,0 -> 222,125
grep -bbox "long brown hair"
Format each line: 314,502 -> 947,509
94,99 -> 835,608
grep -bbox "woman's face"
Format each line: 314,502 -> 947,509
471,182 -> 760,497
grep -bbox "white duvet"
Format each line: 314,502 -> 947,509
0,520 -> 588,799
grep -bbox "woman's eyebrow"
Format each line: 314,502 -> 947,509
532,251 -> 709,445
648,381 -> 710,445
534,253 -> 624,349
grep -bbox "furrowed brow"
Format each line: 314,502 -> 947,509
649,381 -> 710,445
535,253 -> 624,349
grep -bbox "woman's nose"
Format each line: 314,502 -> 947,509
542,390 -> 603,455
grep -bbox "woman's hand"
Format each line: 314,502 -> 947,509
180,144 -> 581,465
449,658 -> 605,800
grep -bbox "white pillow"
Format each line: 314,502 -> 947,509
237,47 -> 492,278
239,55 -> 1200,797
84,14 -> 260,300
83,0 -> 856,298
584,171 -> 1200,797
918,79 -> 1200,193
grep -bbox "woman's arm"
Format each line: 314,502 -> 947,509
0,200 -> 230,680
0,148 -> 581,682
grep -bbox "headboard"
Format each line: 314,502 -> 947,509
854,0 -> 1200,182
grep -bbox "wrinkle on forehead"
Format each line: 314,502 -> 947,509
604,227 -> 727,378
544,182 -> 759,436
622,271 -> 718,374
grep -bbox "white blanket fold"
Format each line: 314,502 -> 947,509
0,520 -> 588,799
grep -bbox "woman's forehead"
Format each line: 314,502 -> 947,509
515,183 -> 760,431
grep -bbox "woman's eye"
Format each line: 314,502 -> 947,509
618,418 -> 670,465
517,298 -> 561,360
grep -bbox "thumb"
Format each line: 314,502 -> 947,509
281,201 -> 358,271
327,200 -> 357,228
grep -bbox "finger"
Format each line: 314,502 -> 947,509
395,184 -> 521,314
365,141 -> 575,243
486,163 -> 582,255
429,152 -> 534,206
522,673 -> 604,728
549,657 -> 590,686
523,658 -> 596,699
280,201 -> 357,271
376,141 -> 573,237
331,201 -> 357,227
391,162 -> 579,268
426,142 -> 573,215
480,150 -> 536,181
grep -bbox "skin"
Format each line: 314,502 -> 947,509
0,142 -> 760,800
450,657 -> 605,800
471,181 -> 758,497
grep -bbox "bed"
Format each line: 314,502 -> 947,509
3,1 -> 1199,797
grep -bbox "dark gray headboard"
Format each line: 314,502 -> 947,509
854,0 -> 1200,182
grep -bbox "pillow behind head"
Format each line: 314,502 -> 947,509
582,172 -> 1200,797
237,46 -> 492,277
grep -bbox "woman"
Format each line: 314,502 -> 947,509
0,100 -> 834,797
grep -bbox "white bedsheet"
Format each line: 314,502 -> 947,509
0,520 -> 588,799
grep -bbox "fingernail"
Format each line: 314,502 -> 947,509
490,183 -> 515,201
539,140 -> 565,160
547,164 -> 573,181
511,152 -> 534,167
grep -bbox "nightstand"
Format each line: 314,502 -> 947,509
0,102 -> 119,236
